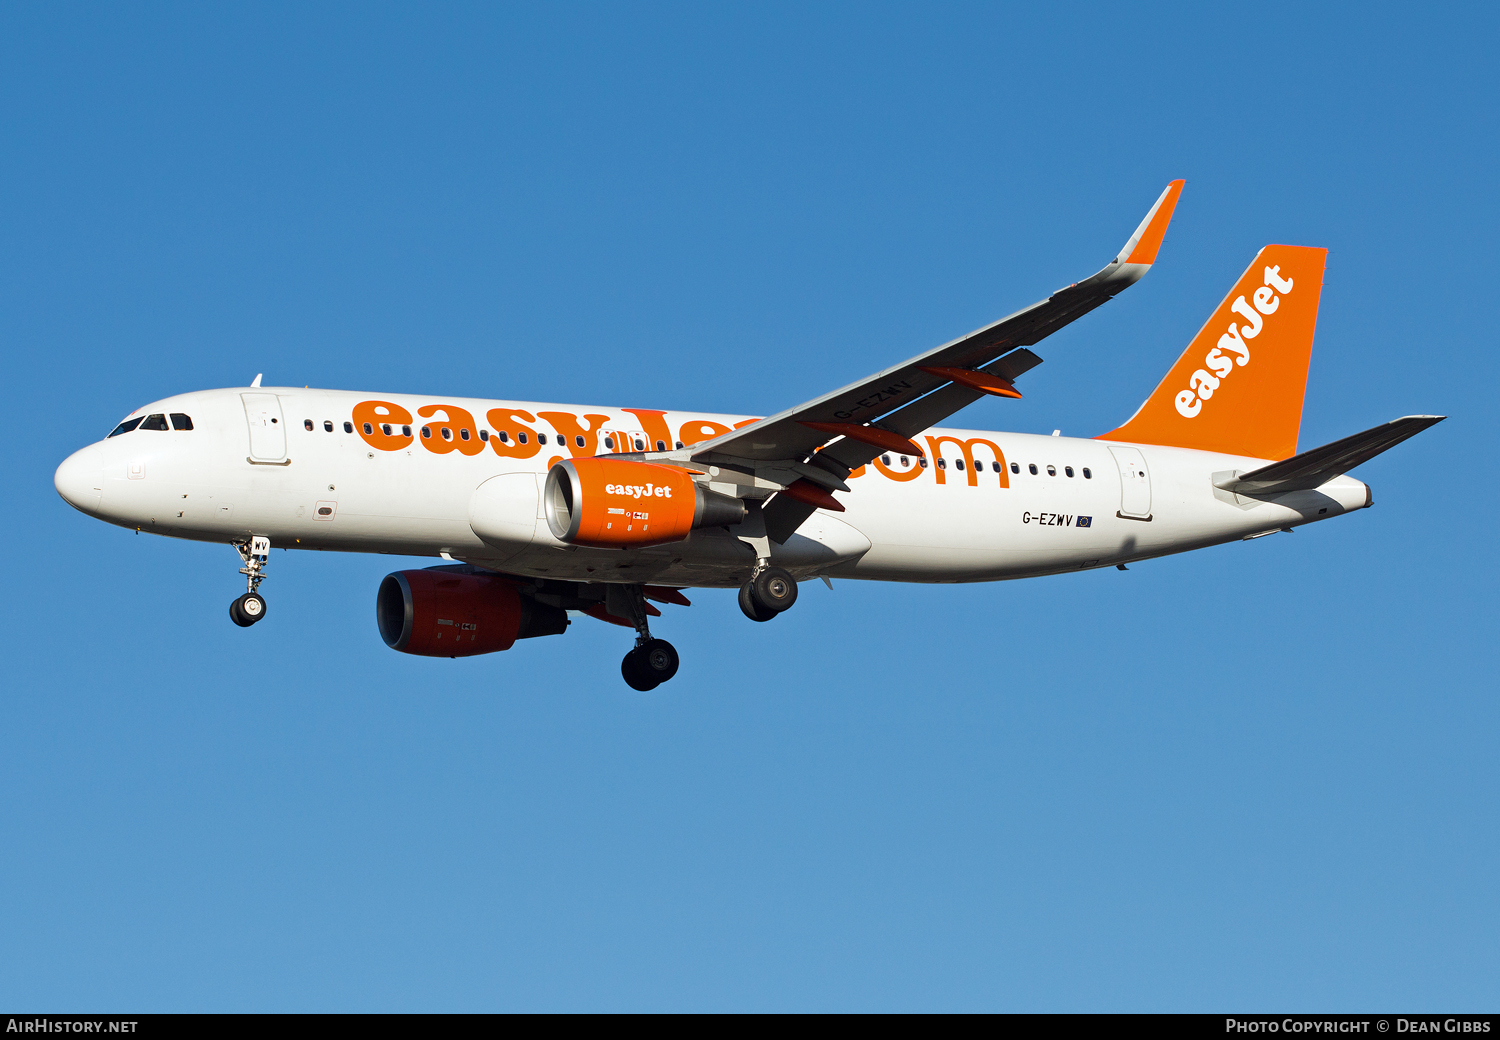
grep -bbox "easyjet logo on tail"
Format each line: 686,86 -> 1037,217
1175,265 -> 1295,418
1098,244 -> 1327,462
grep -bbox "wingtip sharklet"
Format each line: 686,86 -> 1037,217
1118,179 -> 1185,267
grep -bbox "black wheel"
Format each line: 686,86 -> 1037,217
622,639 -> 679,690
749,567 -> 798,614
231,592 -> 267,627
738,583 -> 777,622
621,649 -> 659,691
638,639 -> 679,684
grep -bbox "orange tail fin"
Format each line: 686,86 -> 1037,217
1098,244 -> 1327,461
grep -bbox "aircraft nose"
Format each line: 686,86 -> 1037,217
55,446 -> 104,514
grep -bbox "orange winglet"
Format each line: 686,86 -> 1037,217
642,585 -> 691,607
919,366 -> 1023,399
1124,179 -> 1185,266
799,421 -> 925,457
583,601 -> 661,629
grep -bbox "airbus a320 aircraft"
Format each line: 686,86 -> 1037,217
54,182 -> 1443,689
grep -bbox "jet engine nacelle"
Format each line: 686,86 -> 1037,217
544,458 -> 745,549
376,568 -> 568,657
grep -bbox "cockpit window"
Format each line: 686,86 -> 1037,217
139,414 -> 169,431
108,417 -> 144,438
170,413 -> 194,430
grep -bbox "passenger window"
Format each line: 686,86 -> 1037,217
634,437 -> 645,451
140,414 -> 169,431
519,432 -> 529,444
538,433 -> 548,445
304,419 -> 314,431
574,435 -> 584,447
1047,465 -> 1056,476
919,457 -> 928,468
1065,466 -> 1074,477
345,422 -> 354,434
937,458 -> 947,470
955,458 -> 965,471
1083,467 -> 1092,479
675,441 -> 684,449
881,454 -> 891,466
323,421 -> 333,432
1010,462 -> 1019,474
421,426 -> 431,439
498,430 -> 510,443
460,429 -> 471,441
108,417 -> 144,437
656,440 -> 667,452
479,430 -> 489,442
170,413 -> 194,431
899,455 -> 909,467
402,425 -> 412,437
1028,464 -> 1038,475
441,428 -> 452,441
381,424 -> 392,436
604,436 -> 614,450
362,422 -> 374,435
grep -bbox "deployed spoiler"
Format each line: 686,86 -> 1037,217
1213,415 -> 1445,496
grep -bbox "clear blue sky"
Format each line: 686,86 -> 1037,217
2,2 -> 1495,1012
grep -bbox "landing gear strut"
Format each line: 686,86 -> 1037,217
738,565 -> 798,623
230,536 -> 271,628
608,583 -> 679,691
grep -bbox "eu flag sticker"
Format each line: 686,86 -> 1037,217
1076,515 -> 1092,528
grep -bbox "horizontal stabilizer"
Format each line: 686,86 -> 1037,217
1213,415 -> 1445,496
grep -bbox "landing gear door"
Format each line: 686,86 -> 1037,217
242,393 -> 287,462
1108,445 -> 1152,520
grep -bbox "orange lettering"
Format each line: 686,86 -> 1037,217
621,409 -> 674,453
486,408 -> 542,459
353,401 -> 414,451
417,405 -> 485,455
678,420 -> 731,446
871,454 -> 923,482
924,435 -> 1008,487
537,411 -> 612,457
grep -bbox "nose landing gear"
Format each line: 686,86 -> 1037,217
230,536 -> 271,627
608,583 -> 680,691
230,592 -> 267,627
738,565 -> 798,622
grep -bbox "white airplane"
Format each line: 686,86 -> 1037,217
54,181 -> 1442,689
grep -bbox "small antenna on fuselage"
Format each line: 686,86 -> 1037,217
250,374 -> 263,388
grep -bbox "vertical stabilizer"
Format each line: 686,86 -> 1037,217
1098,244 -> 1327,461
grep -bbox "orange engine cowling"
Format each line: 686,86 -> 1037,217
544,458 -> 745,549
376,568 -> 569,657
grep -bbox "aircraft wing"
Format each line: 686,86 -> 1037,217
681,180 -> 1185,541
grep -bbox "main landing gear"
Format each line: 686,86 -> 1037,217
609,583 -> 680,691
737,565 -> 798,623
230,536 -> 271,628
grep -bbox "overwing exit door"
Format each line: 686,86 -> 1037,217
242,393 -> 288,462
1107,445 -> 1152,520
